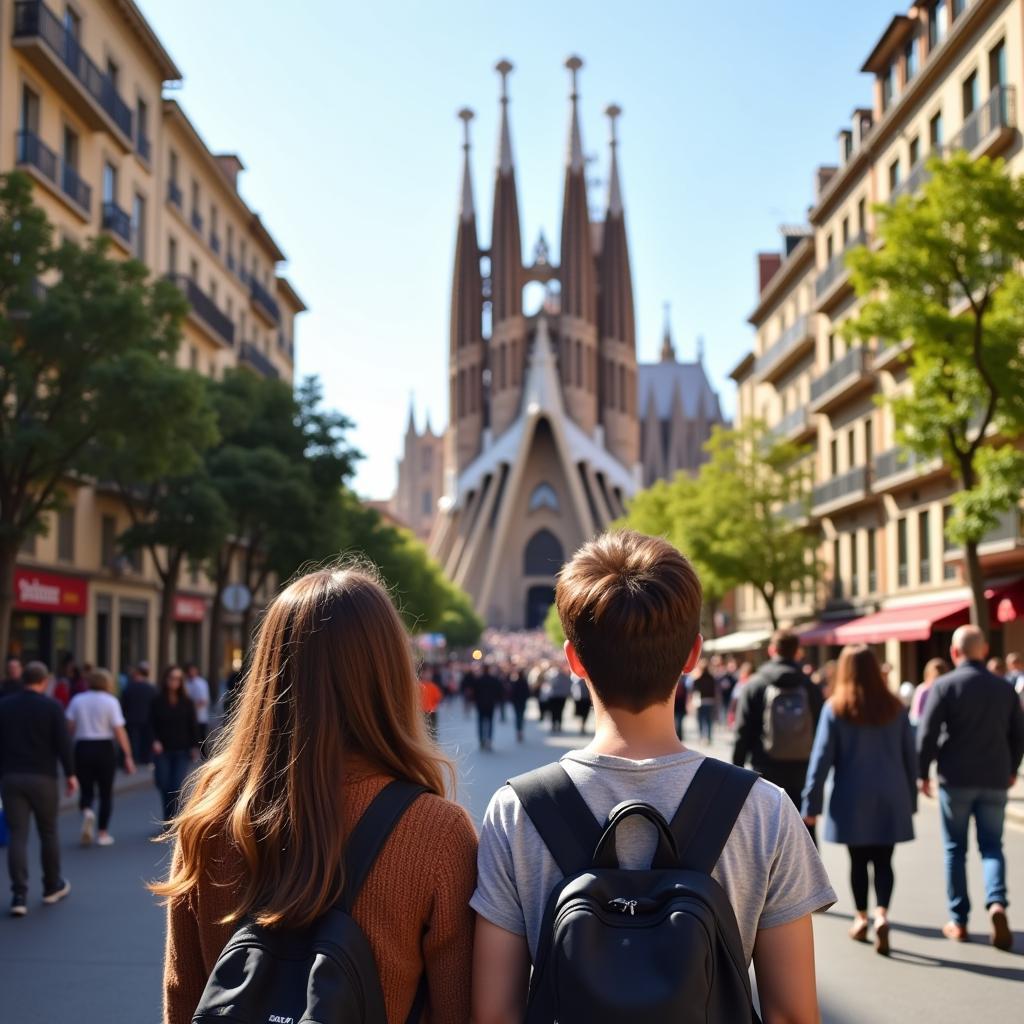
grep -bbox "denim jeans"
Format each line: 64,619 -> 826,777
938,786 -> 1008,925
697,704 -> 715,742
154,750 -> 191,822
477,708 -> 495,747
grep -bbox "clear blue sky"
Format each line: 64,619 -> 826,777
142,0 -> 897,499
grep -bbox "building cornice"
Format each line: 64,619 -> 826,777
115,0 -> 182,81
747,235 -> 814,325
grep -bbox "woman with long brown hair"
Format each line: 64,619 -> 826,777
801,645 -> 916,956
154,566 -> 476,1024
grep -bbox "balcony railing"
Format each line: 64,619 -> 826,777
136,132 -> 151,163
815,231 -> 867,300
210,233 -> 221,256
101,201 -> 131,244
755,313 -> 814,379
13,1 -> 132,139
167,180 -> 183,208
810,346 -> 870,406
891,159 -> 931,200
779,499 -> 809,522
948,84 -> 1016,155
239,340 -> 280,379
772,406 -> 810,441
873,445 -> 931,483
249,277 -> 281,324
167,274 -> 235,348
15,129 -> 58,183
227,252 -> 236,273
61,162 -> 90,212
191,210 -> 203,234
812,465 -> 869,511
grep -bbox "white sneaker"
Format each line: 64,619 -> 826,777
80,808 -> 95,846
42,880 -> 71,905
96,833 -> 115,847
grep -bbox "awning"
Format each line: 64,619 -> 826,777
702,629 -> 771,653
991,579 -> 1024,624
833,598 -> 970,645
797,617 -> 858,646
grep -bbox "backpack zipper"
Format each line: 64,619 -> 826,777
607,898 -> 638,916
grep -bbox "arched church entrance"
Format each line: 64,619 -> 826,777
525,585 -> 556,629
523,529 -> 564,628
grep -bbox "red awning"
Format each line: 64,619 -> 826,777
798,617 -> 858,645
991,579 -> 1024,624
833,598 -> 971,644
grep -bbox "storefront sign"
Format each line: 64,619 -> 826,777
14,569 -> 88,616
174,595 -> 208,623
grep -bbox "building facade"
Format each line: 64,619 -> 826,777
730,0 -> 1024,681
5,0 -> 304,678
391,402 -> 445,541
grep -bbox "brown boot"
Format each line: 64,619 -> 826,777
942,921 -> 968,942
989,906 -> 1012,951
848,919 -> 869,943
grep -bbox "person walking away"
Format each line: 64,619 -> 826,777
154,566 -> 476,1024
713,655 -> 737,724
571,673 -> 592,735
66,669 -> 135,846
910,658 -> 949,730
733,629 -> 824,839
0,661 -> 76,915
987,656 -> 1007,678
51,655 -> 74,708
473,663 -> 502,752
471,531 -> 834,1024
509,668 -> 530,743
545,663 -> 572,735
729,661 -> 754,727
673,672 -> 690,739
184,664 -> 211,753
121,662 -> 156,766
151,666 -> 200,823
692,659 -> 719,743
1,656 -> 23,698
419,669 -> 443,741
802,646 -> 916,955
918,625 -> 1024,950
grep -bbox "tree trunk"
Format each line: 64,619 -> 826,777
764,590 -> 779,632
964,539 -> 991,635
157,552 -> 182,672
0,538 -> 19,660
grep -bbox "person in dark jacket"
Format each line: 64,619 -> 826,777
472,663 -> 503,752
0,661 -> 77,915
508,668 -> 530,743
120,662 -> 156,766
1,655 -> 23,698
692,660 -> 719,743
150,666 -> 200,822
918,625 -> 1024,950
733,629 -> 824,831
802,645 -> 916,955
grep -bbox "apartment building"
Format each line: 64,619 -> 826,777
731,0 -> 1024,682
4,0 -> 305,678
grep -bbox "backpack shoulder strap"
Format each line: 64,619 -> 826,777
508,762 -> 602,877
340,779 -> 427,912
669,758 -> 758,875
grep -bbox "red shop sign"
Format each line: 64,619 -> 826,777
174,595 -> 207,623
14,569 -> 88,616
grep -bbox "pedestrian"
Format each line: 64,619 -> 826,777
419,669 -> 443,741
728,661 -> 754,727
1008,651 -> 1024,706
987,656 -> 1007,678
802,645 -> 916,956
732,629 -> 824,837
120,661 -> 156,766
473,662 -> 502,752
0,661 -> 76,916
673,671 -> 689,739
692,658 -> 719,743
151,666 -> 200,823
910,657 -> 949,728
715,655 -> 738,724
66,669 -> 136,847
545,663 -> 572,734
1,656 -> 23,698
154,565 -> 476,1024
471,531 -> 834,1022
571,674 -> 591,735
184,663 -> 211,753
51,655 -> 74,708
509,668 -> 530,743
918,625 -> 1024,950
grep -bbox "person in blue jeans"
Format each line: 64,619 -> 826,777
150,666 -> 200,822
918,625 -> 1024,950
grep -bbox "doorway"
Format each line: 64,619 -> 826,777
525,585 -> 556,629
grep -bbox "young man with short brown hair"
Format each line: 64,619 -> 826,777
471,530 -> 834,1023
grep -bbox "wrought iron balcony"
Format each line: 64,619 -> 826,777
167,180 -> 183,208
811,465 -> 870,514
755,313 -> 815,382
15,129 -> 58,183
61,162 -> 90,212
191,210 -> 203,234
948,84 -> 1016,156
809,346 -> 872,412
771,406 -> 812,443
779,499 -> 811,523
249,277 -> 281,325
815,231 -> 867,303
891,159 -> 931,200
167,274 -> 235,348
101,201 -> 131,245
872,446 -> 935,487
13,1 -> 132,141
136,132 -> 151,163
239,340 -> 280,379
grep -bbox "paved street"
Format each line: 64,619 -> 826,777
1,703 -> 1022,1022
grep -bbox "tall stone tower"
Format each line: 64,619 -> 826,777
430,58 -> 642,628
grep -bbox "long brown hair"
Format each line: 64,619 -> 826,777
830,645 -> 903,726
152,565 -> 452,928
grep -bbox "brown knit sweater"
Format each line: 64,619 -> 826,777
162,764 -> 478,1024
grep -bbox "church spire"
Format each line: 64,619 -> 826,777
490,59 -> 522,324
406,392 -> 417,434
606,103 -> 623,217
496,59 -> 514,174
660,303 -> 676,362
566,55 -> 585,172
458,107 -> 475,221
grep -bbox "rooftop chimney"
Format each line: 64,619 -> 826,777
815,165 -> 838,201
837,129 -> 853,166
758,253 -> 783,294
851,108 -> 873,151
215,154 -> 245,190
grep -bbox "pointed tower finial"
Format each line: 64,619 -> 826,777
565,55 -> 585,172
605,103 -> 623,217
457,107 -> 475,221
406,392 -> 417,434
495,60 -> 515,175
660,302 -> 676,362
696,334 -> 705,363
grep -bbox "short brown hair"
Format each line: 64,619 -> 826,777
87,668 -> 114,693
771,629 -> 800,661
555,530 -> 702,712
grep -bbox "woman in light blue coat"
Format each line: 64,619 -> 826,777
802,644 -> 916,956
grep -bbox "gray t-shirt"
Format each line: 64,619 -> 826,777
471,749 -> 836,964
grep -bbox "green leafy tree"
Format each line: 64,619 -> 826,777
846,153 -> 1024,632
0,172 -> 193,657
544,602 -> 565,648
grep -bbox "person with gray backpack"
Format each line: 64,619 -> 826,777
471,532 -> 835,1024
732,629 -> 824,839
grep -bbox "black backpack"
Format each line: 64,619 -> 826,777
192,780 -> 427,1024
510,757 -> 762,1024
762,682 -> 814,762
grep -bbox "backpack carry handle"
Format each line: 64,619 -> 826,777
592,801 -> 680,870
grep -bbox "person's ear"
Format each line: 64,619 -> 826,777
564,640 -> 588,679
682,635 -> 703,675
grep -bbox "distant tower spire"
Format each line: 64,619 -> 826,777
457,107 -> 475,221
496,58 -> 514,174
566,55 -> 585,172
605,103 -> 623,216
696,334 -> 705,363
406,392 -> 416,434
660,303 -> 676,362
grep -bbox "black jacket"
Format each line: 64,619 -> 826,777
732,658 -> 824,772
120,679 -> 156,726
917,660 -> 1024,789
0,689 -> 74,778
150,695 -> 199,752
